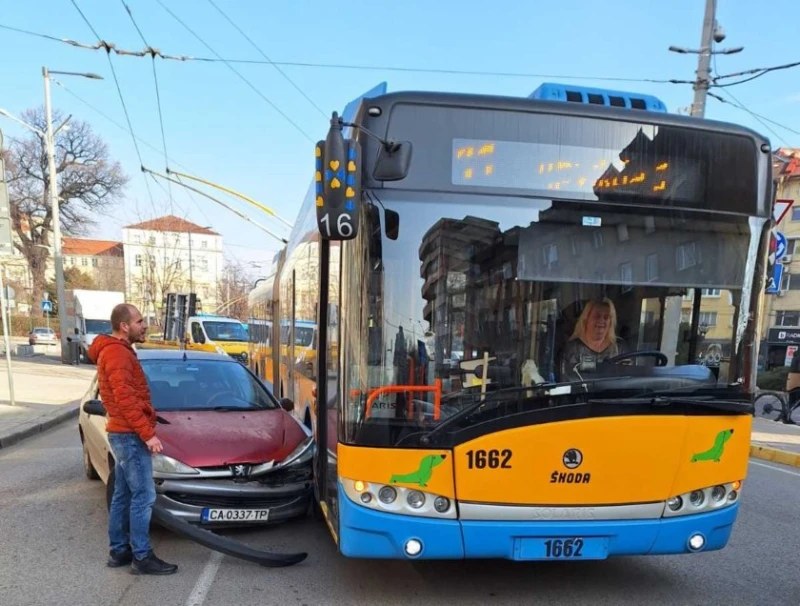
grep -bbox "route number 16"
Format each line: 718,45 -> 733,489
320,213 -> 354,239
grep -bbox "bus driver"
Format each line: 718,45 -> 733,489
560,297 -> 627,380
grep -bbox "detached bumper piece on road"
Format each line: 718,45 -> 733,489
151,506 -> 307,567
338,485 -> 740,560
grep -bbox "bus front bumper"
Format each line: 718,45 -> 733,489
338,485 -> 740,560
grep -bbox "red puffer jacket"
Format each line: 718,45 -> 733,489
88,334 -> 156,442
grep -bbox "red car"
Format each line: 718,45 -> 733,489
79,349 -> 313,526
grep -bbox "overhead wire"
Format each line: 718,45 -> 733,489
143,167 -> 288,245
1,21 -> 682,84
53,80 -> 264,233
120,0 -> 174,213
69,0 -> 160,217
714,59 -> 800,82
709,91 -> 793,147
206,0 -> 327,118
709,48 -> 795,146
153,0 -> 315,142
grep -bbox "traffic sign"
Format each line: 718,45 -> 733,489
41,300 -> 53,313
774,199 -> 794,225
775,232 -> 788,261
767,263 -> 784,294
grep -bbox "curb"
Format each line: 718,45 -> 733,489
0,402 -> 80,449
750,444 -> 800,468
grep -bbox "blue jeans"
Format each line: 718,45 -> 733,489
107,433 -> 156,560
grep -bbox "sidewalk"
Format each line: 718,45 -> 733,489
0,355 -> 96,448
750,416 -> 800,467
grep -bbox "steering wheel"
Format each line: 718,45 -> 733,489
206,391 -> 250,408
602,350 -> 669,367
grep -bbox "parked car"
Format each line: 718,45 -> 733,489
78,349 -> 313,526
28,327 -> 58,346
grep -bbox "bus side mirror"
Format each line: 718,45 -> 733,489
373,141 -> 412,182
316,112 -> 361,241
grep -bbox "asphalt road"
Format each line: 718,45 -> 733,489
1,423 -> 799,606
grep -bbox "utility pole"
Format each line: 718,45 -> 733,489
669,0 -> 744,118
662,0 -> 742,366
691,0 -> 717,117
41,67 -> 103,363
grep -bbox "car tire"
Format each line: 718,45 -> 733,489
82,440 -> 100,481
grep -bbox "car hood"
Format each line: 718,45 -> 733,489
155,408 -> 307,468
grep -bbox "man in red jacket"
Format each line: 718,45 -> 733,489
88,303 -> 178,575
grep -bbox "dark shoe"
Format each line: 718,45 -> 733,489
131,552 -> 178,576
107,548 -> 133,568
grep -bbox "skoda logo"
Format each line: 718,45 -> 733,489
563,449 -> 583,469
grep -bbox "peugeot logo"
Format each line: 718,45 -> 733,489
231,464 -> 251,478
563,449 -> 583,469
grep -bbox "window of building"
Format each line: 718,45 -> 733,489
676,242 -> 699,271
91,258 -> 98,267
702,288 -> 721,297
201,240 -> 208,249
81,257 -> 88,266
698,311 -> 717,326
776,311 -> 800,327
646,253 -> 658,282
620,262 -> 632,292
792,207 -> 800,221
542,243 -> 558,268
135,254 -> 143,267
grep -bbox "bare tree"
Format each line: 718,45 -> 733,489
217,259 -> 252,321
5,107 -> 128,303
134,233 -> 190,327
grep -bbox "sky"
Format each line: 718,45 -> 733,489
1,0 -> 798,277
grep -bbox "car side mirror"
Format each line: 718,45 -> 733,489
280,398 -> 294,412
83,399 -> 106,416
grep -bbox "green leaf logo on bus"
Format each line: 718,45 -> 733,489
691,429 -> 734,463
389,454 -> 447,488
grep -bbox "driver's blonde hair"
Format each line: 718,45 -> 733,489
570,297 -> 619,353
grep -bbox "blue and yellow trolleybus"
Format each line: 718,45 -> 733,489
248,82 -> 772,561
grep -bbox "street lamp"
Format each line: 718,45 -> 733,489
43,68 -> 104,363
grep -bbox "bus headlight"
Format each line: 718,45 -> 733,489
341,479 -> 456,519
663,481 -> 741,518
667,496 -> 683,511
379,486 -> 397,504
689,490 -> 705,508
407,491 -> 425,509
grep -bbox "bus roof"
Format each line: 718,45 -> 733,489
352,89 -> 769,142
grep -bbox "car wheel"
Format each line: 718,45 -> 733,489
106,468 -> 115,511
82,440 -> 100,481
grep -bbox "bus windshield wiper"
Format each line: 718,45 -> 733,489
586,395 -> 753,414
419,375 -> 633,445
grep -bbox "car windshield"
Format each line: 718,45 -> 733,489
341,191 -> 765,446
85,320 -> 112,335
202,321 -> 248,342
280,324 -> 315,347
141,359 -> 279,411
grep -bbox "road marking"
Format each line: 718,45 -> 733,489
750,460 -> 800,478
185,551 -> 223,606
